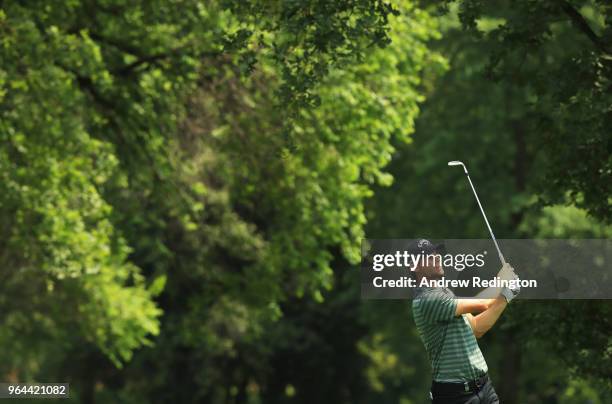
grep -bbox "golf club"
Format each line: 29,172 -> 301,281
448,161 -> 506,266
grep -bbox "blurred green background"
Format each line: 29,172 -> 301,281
0,0 -> 610,403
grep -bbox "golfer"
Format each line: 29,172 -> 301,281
410,239 -> 520,403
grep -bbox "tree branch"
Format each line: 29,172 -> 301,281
112,48 -> 222,77
87,32 -> 146,59
559,1 -> 609,54
113,52 -> 175,76
73,74 -> 116,111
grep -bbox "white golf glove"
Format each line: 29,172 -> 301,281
497,263 -> 516,281
498,263 -> 520,303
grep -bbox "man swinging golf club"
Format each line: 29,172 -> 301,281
411,239 -> 520,403
411,161 -> 520,403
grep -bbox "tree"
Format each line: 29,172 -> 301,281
437,0 -> 611,222
0,0 -> 440,402
110,2 -> 444,401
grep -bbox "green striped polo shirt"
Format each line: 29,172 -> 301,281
412,287 -> 488,382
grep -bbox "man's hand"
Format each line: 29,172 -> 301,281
497,263 -> 516,281
475,263 -> 519,299
498,263 -> 521,303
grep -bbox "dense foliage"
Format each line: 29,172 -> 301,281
438,0 -> 611,221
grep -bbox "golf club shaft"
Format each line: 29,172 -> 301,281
464,172 -> 506,266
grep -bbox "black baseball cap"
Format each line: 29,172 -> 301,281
407,239 -> 445,255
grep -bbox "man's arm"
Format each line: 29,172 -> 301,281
464,296 -> 508,338
455,299 -> 496,316
459,263 -> 520,336
473,286 -> 502,299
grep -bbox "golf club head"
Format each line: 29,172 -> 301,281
448,160 -> 468,174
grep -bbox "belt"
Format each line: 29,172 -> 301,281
431,373 -> 489,396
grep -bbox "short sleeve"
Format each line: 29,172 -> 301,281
418,291 -> 457,323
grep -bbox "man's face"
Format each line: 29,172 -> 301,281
415,253 -> 444,279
